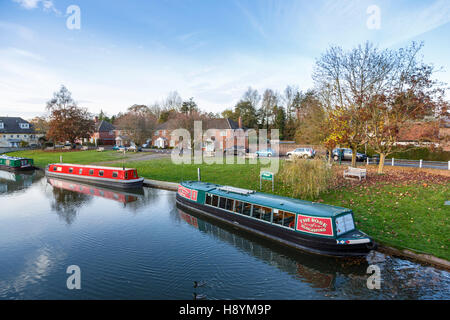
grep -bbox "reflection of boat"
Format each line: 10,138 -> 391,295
176,181 -> 376,257
45,163 -> 144,189
47,178 -> 144,204
0,155 -> 34,172
177,208 -> 367,289
0,170 -> 39,193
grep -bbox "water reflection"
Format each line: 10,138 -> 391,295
176,207 -> 368,291
0,170 -> 41,194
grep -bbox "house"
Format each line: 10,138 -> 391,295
152,117 -> 248,151
396,121 -> 441,148
0,117 -> 41,148
90,117 -> 116,146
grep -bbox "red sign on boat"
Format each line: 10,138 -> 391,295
296,215 -> 333,236
178,185 -> 198,201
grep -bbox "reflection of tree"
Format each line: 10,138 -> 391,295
50,187 -> 91,225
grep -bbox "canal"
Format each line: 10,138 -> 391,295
0,170 -> 448,299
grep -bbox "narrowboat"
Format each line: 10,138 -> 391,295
176,181 -> 377,257
45,163 -> 144,189
0,155 -> 34,171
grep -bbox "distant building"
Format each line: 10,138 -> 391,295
90,117 -> 116,145
0,117 -> 41,148
152,117 -> 248,151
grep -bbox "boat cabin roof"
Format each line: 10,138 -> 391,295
48,163 -> 136,171
0,155 -> 32,161
181,181 -> 351,218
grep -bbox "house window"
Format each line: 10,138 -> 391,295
0,123 -> 3,129
19,123 -> 29,129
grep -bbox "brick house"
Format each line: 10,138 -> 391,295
0,117 -> 41,148
152,117 -> 248,151
90,117 -> 116,146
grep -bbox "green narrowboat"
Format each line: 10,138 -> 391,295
0,155 -> 34,172
176,181 -> 377,257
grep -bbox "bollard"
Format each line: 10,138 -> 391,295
419,159 -> 423,168
197,168 -> 201,181
60,155 -> 62,163
392,158 -> 394,166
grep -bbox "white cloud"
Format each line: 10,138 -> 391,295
12,0 -> 60,15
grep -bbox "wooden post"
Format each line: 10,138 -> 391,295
197,168 -> 201,181
391,158 -> 394,166
419,159 -> 423,168
60,155 -> 62,163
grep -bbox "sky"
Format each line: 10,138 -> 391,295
1,0 -> 450,119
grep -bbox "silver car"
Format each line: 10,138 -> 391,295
286,148 -> 316,159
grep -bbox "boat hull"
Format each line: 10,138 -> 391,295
0,164 -> 35,172
45,170 -> 144,189
176,194 -> 375,257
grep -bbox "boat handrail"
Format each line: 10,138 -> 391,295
217,186 -> 255,195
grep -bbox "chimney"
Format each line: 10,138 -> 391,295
94,116 -> 99,123
238,116 -> 242,129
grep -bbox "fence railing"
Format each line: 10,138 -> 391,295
366,157 -> 450,170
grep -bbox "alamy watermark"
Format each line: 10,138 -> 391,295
66,5 -> 81,30
367,264 -> 381,289
66,265 -> 81,290
366,5 -> 381,30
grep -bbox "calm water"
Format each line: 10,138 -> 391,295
0,170 -> 448,300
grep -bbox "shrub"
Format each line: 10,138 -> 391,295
279,159 -> 333,199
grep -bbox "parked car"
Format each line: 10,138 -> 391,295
142,139 -> 152,148
223,146 -> 247,156
128,145 -> 142,152
330,148 -> 367,161
286,147 -> 316,159
256,148 -> 276,157
113,145 -> 127,151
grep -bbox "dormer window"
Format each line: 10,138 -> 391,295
19,123 -> 29,129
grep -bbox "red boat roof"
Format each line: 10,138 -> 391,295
48,163 -> 136,171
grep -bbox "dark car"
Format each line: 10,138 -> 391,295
223,146 -> 247,156
330,148 -> 367,161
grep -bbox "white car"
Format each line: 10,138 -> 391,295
286,148 -> 316,159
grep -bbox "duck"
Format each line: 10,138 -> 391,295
192,292 -> 207,300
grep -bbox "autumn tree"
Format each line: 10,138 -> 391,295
46,85 -> 94,146
364,43 -> 448,173
115,104 -> 157,145
294,91 -> 327,145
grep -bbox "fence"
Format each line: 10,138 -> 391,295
366,157 -> 450,170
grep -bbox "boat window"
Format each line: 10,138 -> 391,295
205,193 -> 212,205
282,211 -> 296,229
242,203 -> 252,216
211,195 -> 219,207
234,201 -> 244,214
335,213 -> 355,236
253,205 -> 272,222
219,197 -> 227,209
133,171 -> 136,178
79,169 -> 83,174
225,198 -> 234,211
53,166 -> 57,171
69,168 -> 73,173
112,172 -> 118,178
89,169 -> 94,175
99,170 -> 104,177
125,172 -> 128,179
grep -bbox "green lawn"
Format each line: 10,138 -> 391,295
6,150 -> 450,260
6,149 -> 130,168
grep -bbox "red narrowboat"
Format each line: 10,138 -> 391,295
45,163 -> 144,189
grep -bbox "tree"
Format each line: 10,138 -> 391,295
364,43 -> 448,173
115,104 -> 157,145
314,42 -> 400,166
294,92 -> 327,145
29,116 -> 49,135
273,106 -> 286,140
259,89 -> 278,130
181,97 -> 198,115
46,85 -> 94,145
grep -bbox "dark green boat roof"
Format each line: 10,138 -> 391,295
181,181 -> 351,218
0,155 -> 32,161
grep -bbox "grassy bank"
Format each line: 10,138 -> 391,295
6,149 -> 132,168
7,150 -> 450,260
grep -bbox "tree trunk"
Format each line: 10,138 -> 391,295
377,153 -> 385,174
351,147 -> 357,167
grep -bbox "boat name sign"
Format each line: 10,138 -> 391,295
178,185 -> 198,201
296,215 -> 333,236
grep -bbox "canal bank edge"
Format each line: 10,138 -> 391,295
34,167 -> 450,271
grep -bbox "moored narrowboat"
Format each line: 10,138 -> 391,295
0,155 -> 34,171
45,163 -> 144,189
176,181 -> 377,257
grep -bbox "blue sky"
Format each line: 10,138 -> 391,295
1,0 -> 450,118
